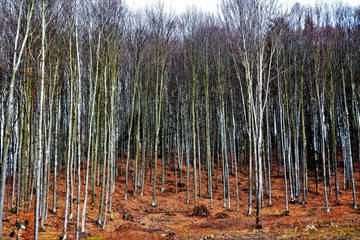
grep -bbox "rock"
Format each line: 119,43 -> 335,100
79,232 -> 92,238
14,220 -> 26,231
201,235 -> 214,239
305,225 -> 317,232
161,230 -> 176,238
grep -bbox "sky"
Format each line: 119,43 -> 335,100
126,0 -> 360,14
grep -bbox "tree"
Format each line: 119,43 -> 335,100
145,2 -> 176,207
0,0 -> 34,236
221,0 -> 280,222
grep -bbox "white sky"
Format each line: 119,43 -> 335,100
126,0 -> 360,14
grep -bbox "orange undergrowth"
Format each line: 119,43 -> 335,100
2,157 -> 360,239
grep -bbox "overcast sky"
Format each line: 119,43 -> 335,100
126,0 -> 360,14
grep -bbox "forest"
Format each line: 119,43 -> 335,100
0,0 -> 360,239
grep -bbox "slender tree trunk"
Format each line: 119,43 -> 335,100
53,90 -> 61,213
34,0 -> 47,236
300,68 -> 308,204
204,49 -> 213,208
191,62 -> 198,207
75,6 -> 82,237
81,29 -> 101,234
63,25 -> 75,240
341,67 -> 357,209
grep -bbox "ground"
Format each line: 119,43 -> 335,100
2,158 -> 360,240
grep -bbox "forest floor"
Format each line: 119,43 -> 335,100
2,157 -> 360,239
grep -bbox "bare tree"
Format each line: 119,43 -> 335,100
0,0 -> 34,236
221,0 -> 280,222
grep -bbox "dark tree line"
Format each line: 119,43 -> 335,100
0,0 -> 359,239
